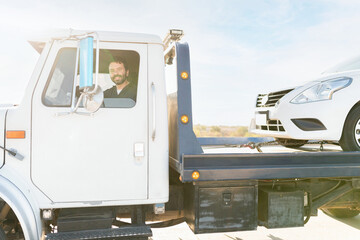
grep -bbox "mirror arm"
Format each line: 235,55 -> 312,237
71,43 -> 80,110
72,91 -> 86,113
55,92 -> 94,117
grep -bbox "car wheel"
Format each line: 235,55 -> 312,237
322,208 -> 360,218
275,138 -> 308,148
339,105 -> 360,151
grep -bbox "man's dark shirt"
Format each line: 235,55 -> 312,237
103,83 -> 137,101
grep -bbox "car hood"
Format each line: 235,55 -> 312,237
275,69 -> 360,96
294,69 -> 359,91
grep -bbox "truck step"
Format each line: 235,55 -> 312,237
46,225 -> 152,240
57,208 -> 114,232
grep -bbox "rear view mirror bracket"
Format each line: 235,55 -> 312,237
69,32 -> 103,114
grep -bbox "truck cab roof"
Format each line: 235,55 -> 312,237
28,29 -> 163,53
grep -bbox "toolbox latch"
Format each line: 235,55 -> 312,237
223,192 -> 232,206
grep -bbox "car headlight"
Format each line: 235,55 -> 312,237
290,77 -> 352,104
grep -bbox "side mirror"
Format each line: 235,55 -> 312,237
83,86 -> 103,113
70,34 -> 103,114
79,37 -> 94,89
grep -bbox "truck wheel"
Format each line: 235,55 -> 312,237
340,105 -> 360,151
323,208 -> 360,218
276,138 -> 308,148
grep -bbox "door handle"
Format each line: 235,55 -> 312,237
151,82 -> 156,141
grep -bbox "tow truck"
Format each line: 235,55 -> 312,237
0,29 -> 360,239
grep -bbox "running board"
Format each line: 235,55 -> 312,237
46,225 -> 152,240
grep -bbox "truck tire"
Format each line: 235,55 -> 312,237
323,208 -> 360,218
340,105 -> 360,151
276,138 -> 308,148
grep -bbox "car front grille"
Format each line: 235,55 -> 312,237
256,119 -> 285,132
256,89 -> 294,107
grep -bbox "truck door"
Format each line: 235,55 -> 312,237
31,40 -> 149,203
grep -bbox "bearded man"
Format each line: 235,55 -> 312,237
104,57 -> 137,101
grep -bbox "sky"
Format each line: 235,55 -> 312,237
1,0 -> 360,125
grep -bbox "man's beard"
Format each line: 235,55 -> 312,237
111,74 -> 127,85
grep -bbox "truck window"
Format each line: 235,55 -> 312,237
43,48 -> 140,108
43,48 -> 76,107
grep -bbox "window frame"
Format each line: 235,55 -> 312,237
42,46 -> 141,109
42,47 -> 76,107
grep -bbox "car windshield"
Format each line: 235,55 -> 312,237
324,55 -> 360,74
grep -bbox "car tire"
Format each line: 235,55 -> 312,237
322,208 -> 360,218
340,104 -> 360,151
275,138 -> 308,148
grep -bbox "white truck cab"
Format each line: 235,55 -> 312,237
1,30 -> 168,239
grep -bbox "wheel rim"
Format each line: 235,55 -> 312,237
354,119 -> 360,147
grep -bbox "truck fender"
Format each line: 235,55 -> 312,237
0,176 -> 39,239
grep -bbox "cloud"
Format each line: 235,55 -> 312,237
1,1 -> 360,125
188,1 -> 360,125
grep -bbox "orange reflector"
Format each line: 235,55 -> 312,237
179,175 -> 183,182
6,131 -> 25,139
181,71 -> 189,79
192,171 -> 200,180
181,115 -> 189,124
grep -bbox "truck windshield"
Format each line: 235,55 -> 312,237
324,55 -> 360,74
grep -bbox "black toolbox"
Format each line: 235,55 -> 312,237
184,181 -> 258,234
258,187 -> 304,228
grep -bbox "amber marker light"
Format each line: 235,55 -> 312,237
192,171 -> 200,180
181,115 -> 189,124
6,131 -> 25,139
181,71 -> 189,80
